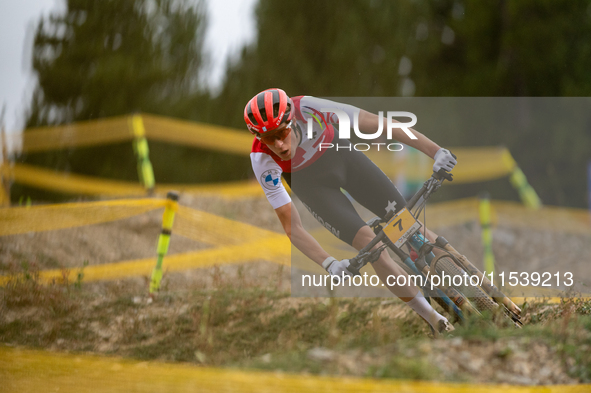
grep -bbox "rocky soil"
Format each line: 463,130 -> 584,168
1,194 -> 590,386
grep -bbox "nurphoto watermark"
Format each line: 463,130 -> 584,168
307,110 -> 417,152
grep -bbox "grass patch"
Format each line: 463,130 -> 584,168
368,356 -> 439,380
2,264 -> 591,383
107,286 -> 428,370
0,320 -> 43,346
449,298 -> 591,382
0,258 -> 96,349
0,260 -> 79,315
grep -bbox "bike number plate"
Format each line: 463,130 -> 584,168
383,208 -> 421,248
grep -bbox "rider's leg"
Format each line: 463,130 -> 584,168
352,225 -> 449,330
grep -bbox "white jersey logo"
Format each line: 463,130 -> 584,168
260,169 -> 282,190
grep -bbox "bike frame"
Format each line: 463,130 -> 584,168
346,170 -> 447,275
346,169 -> 522,324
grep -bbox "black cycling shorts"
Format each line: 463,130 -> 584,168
289,142 -> 406,246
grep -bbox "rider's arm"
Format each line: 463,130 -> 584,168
357,109 -> 441,159
274,202 -> 331,267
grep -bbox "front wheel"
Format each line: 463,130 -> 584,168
432,255 -> 523,327
432,255 -> 498,314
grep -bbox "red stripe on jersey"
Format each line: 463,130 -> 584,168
251,138 -> 292,173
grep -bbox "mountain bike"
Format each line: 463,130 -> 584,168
346,169 -> 523,327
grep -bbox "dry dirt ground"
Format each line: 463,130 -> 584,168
1,194 -> 590,386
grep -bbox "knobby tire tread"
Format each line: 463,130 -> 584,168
434,257 -> 497,314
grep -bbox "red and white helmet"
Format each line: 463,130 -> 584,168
244,88 -> 293,138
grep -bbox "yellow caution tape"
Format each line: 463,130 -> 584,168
406,197 -> 589,235
9,162 -> 263,198
493,200 -> 591,235
11,163 -> 146,196
12,116 -> 132,153
131,114 -> 146,138
165,181 -> 264,199
367,146 -> 514,184
0,198 -> 166,237
0,196 -> 588,287
0,234 -> 290,286
6,112 -> 541,205
175,205 -> 280,246
142,114 -> 253,156
2,346 -> 589,393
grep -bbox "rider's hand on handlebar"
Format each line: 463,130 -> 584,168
322,257 -> 354,277
433,148 -> 457,173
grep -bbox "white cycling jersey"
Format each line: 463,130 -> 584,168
250,96 -> 360,209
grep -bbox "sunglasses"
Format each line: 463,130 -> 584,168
260,120 -> 293,145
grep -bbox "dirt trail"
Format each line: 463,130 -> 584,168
1,195 -> 590,385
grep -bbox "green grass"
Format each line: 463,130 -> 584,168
368,356 -> 440,380
1,261 -> 78,315
449,298 -> 591,382
0,320 -> 44,346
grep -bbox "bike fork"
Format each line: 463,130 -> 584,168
386,236 -> 465,321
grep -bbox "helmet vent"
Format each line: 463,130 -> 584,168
257,93 -> 267,122
248,112 -> 258,125
244,88 -> 292,136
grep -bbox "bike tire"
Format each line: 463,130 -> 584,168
433,256 -> 498,314
389,251 -> 470,321
430,290 -> 463,322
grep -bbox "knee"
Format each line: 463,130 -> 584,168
352,225 -> 377,250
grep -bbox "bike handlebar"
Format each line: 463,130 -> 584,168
405,169 -> 450,212
434,168 -> 453,182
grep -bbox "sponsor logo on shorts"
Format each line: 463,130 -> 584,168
301,201 -> 340,239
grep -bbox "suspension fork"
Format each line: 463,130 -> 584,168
384,237 -> 466,320
435,236 -> 522,316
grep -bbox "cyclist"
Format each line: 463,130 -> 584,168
244,88 -> 457,335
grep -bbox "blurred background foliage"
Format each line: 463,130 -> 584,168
14,0 -> 591,207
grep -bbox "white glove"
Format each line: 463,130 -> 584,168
322,257 -> 354,277
433,148 -> 457,173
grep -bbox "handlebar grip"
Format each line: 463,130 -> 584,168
434,168 -> 453,182
346,256 -> 362,276
346,265 -> 361,276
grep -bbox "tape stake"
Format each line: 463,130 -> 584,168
149,191 -> 179,295
0,164 -> 9,207
0,128 -> 11,206
479,192 -> 495,275
130,115 -> 156,193
509,166 -> 542,210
